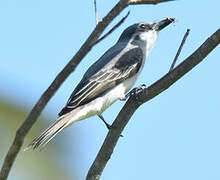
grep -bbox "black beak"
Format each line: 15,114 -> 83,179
155,18 -> 175,31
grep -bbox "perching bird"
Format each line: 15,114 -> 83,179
25,18 -> 175,150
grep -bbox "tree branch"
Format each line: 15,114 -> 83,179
94,0 -> 98,25
0,0 -> 173,179
94,11 -> 130,45
128,0 -> 174,5
86,28 -> 220,180
169,29 -> 190,72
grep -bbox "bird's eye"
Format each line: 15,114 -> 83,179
139,24 -> 152,31
139,24 -> 147,29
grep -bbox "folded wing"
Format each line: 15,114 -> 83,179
58,47 -> 143,116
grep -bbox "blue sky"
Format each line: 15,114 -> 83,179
0,0 -> 220,179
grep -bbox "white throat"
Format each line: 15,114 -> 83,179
139,30 -> 158,53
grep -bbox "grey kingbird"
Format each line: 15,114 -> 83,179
25,17 -> 175,150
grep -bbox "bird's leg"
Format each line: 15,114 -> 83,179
125,84 -> 146,101
98,114 -> 111,130
98,114 -> 123,137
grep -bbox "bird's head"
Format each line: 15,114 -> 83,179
118,18 -> 175,51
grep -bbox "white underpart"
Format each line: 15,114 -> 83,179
65,29 -> 159,127
66,77 -> 136,126
139,30 -> 158,54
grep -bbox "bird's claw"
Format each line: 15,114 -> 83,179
125,84 -> 146,101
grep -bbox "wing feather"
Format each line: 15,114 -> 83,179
58,47 -> 143,116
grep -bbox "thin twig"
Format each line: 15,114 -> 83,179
128,0 -> 174,4
94,11 -> 130,45
86,28 -> 220,180
169,29 -> 190,72
94,0 -> 98,25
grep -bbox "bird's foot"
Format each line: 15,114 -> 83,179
126,84 -> 146,101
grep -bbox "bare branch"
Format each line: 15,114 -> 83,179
94,11 -> 130,45
86,28 -> 220,180
169,29 -> 190,72
128,0 -> 174,5
94,0 -> 98,25
0,0 -> 174,179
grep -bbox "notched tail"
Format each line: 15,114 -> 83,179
24,114 -> 71,151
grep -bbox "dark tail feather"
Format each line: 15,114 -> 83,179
24,115 -> 70,151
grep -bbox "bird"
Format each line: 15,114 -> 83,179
25,17 -> 175,150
